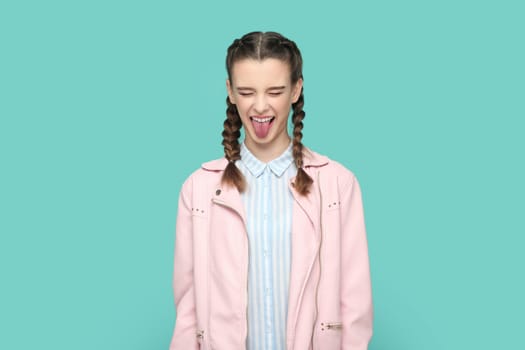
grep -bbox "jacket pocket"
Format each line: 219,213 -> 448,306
316,322 -> 342,349
321,321 -> 343,331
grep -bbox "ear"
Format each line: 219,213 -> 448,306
226,79 -> 235,104
291,78 -> 303,103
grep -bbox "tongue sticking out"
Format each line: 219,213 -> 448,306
252,118 -> 273,139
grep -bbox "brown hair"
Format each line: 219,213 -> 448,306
221,31 -> 313,195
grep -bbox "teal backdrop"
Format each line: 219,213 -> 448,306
1,0 -> 523,349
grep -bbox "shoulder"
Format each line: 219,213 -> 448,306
179,156 -> 227,193
304,146 -> 358,185
311,150 -> 365,204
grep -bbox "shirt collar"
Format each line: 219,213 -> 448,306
239,142 -> 294,178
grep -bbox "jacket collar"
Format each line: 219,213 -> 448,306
201,146 -> 329,172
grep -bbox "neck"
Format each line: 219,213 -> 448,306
244,136 -> 291,163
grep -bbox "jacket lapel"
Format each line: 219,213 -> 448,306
212,181 -> 247,226
289,177 -> 319,233
202,158 -> 247,225
288,147 -> 329,239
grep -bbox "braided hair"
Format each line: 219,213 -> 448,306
222,31 -> 313,195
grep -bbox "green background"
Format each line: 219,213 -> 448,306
1,0 -> 523,349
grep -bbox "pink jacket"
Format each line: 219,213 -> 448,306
170,148 -> 373,350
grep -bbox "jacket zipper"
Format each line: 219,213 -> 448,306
211,198 -> 250,348
310,171 -> 323,349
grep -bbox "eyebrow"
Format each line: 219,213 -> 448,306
236,85 -> 287,91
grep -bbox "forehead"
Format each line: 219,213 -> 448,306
230,58 -> 291,87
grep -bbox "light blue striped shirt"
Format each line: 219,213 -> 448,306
236,142 -> 296,350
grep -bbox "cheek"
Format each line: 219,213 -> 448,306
236,101 -> 251,117
275,99 -> 293,115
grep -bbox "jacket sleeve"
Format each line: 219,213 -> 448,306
340,174 -> 373,349
169,177 -> 199,349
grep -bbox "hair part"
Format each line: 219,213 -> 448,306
221,31 -> 313,195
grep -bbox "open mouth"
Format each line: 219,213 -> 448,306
250,116 -> 275,139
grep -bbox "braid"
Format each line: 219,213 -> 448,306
221,96 -> 246,192
292,91 -> 313,195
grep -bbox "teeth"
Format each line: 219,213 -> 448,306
252,116 -> 273,123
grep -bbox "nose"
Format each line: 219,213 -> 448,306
253,94 -> 269,114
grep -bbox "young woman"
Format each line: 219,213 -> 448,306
170,31 -> 373,350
